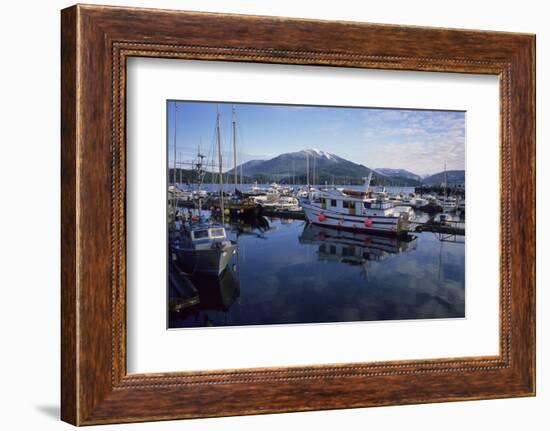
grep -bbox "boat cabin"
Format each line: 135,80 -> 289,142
314,193 -> 393,216
190,226 -> 227,242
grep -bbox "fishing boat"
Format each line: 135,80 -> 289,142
170,219 -> 237,275
299,174 -> 410,237
257,195 -> 300,211
168,185 -> 193,202
439,195 -> 459,212
409,195 -> 429,209
417,194 -> 443,213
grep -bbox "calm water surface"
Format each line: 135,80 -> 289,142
168,216 -> 465,328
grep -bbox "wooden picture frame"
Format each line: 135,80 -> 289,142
61,4 -> 535,425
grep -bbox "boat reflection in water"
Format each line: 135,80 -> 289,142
299,223 -> 417,276
169,263 -> 241,327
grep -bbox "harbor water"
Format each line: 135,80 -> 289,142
168,215 -> 465,329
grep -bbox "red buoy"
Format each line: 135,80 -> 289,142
365,218 -> 373,227
318,213 -> 326,222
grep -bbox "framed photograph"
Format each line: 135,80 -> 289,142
61,4 -> 535,425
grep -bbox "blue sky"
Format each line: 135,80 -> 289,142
167,101 -> 465,176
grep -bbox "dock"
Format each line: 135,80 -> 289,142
262,208 -> 306,220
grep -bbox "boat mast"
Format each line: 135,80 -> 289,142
443,161 -> 448,197
313,154 -> 316,186
306,152 -> 309,188
172,103 -> 178,209
196,144 -> 205,217
240,162 -> 243,186
216,106 -> 225,224
178,151 -> 182,186
232,105 -> 238,194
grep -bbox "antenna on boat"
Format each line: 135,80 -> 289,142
363,172 -> 373,193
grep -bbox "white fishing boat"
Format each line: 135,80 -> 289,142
258,196 -> 301,211
439,195 -> 459,211
192,189 -> 208,199
409,196 -> 428,209
299,174 -> 410,236
168,185 -> 193,202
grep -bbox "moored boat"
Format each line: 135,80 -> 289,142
298,174 -> 410,237
170,220 -> 237,275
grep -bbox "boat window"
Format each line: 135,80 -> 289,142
343,201 -> 352,208
363,202 -> 371,209
209,228 -> 226,238
192,230 -> 209,239
331,199 -> 337,207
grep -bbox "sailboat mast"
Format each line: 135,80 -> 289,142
232,105 -> 238,193
444,161 -> 448,196
240,162 -> 243,186
178,151 -> 182,185
306,153 -> 309,188
173,103 -> 177,188
313,155 -> 316,186
216,106 -> 225,224
172,103 -> 178,209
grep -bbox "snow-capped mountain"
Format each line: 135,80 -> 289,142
226,149 -> 421,186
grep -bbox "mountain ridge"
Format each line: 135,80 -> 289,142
375,168 -> 422,182
422,170 -> 465,186
226,149 -> 423,186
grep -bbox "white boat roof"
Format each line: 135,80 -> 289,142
316,188 -> 369,202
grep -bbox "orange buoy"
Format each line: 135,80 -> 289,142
318,213 -> 326,222
365,218 -> 373,227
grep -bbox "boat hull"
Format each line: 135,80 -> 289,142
172,243 -> 237,275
